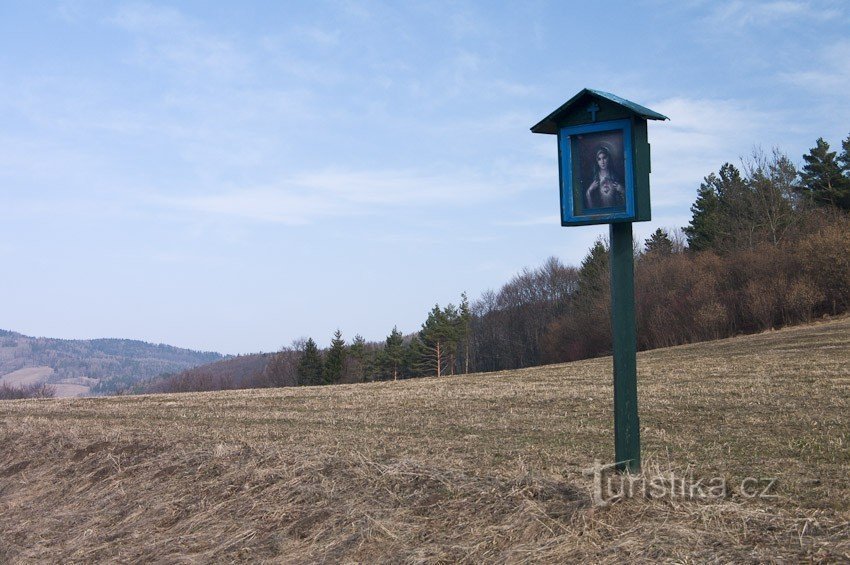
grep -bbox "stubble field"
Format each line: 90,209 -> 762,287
0,318 -> 848,562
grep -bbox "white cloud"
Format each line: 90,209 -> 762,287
107,3 -> 247,79
54,0 -> 86,22
642,96 -> 782,209
708,1 -> 842,27
447,8 -> 490,39
161,188 -> 334,225
651,97 -> 773,151
108,2 -> 186,30
258,39 -> 348,86
159,167 -> 538,225
779,39 -> 850,93
496,214 -> 560,227
289,26 -> 340,47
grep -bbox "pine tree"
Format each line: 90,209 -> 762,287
713,163 -> 756,250
839,132 -> 850,181
349,334 -> 366,358
418,304 -> 460,378
576,239 -> 609,301
715,162 -> 748,200
686,153 -> 804,252
567,239 -> 613,357
322,330 -> 346,384
379,326 -> 405,381
296,338 -> 323,386
348,334 -> 368,382
799,137 -> 850,210
684,177 -> 720,251
459,292 -> 472,374
643,228 -> 674,257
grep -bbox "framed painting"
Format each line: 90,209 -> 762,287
558,119 -> 636,226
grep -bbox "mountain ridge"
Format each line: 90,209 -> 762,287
0,328 -> 228,395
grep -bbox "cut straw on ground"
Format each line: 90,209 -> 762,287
1,317 -> 848,562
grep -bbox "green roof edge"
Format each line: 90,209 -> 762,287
531,88 -> 668,134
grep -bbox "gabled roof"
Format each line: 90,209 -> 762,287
531,88 -> 668,134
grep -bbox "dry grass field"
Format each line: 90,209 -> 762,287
1,318 -> 848,563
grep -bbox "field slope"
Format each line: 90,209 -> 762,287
1,318 -> 848,562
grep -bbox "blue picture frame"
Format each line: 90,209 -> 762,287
558,119 -> 635,226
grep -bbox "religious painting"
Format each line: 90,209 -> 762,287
575,129 -> 626,212
557,119 -> 636,226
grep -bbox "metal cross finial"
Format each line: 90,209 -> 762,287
587,102 -> 600,122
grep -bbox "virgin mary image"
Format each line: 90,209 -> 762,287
584,144 -> 625,210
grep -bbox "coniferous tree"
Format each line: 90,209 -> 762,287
296,338 -> 323,386
838,133 -> 850,200
839,133 -> 850,176
407,336 -> 428,377
348,334 -> 368,382
349,334 -> 366,358
799,137 -> 850,210
322,330 -> 346,384
444,303 -> 461,375
684,178 -> 721,251
379,326 -> 405,381
713,163 -> 757,251
644,228 -> 674,257
418,304 -> 460,378
459,292 -> 472,374
685,162 -> 785,252
576,239 -> 609,301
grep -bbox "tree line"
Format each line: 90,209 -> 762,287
153,133 -> 850,393
264,297 -> 474,387
0,383 -> 55,400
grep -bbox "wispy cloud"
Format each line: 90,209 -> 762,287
644,96 -> 782,207
258,37 -> 348,86
779,39 -> 850,93
496,214 -> 560,227
159,167 -> 537,225
708,0 -> 842,27
107,3 -> 248,79
54,0 -> 86,22
109,2 -> 186,30
289,25 -> 340,47
651,96 -> 776,153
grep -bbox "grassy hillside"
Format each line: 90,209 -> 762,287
0,318 -> 848,562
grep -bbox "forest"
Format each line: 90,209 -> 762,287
148,133 -> 850,393
0,332 -> 223,397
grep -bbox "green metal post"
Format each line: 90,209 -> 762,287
609,221 -> 641,472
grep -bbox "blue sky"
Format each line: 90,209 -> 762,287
2,1 -> 848,354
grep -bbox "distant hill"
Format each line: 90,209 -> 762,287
0,330 -> 225,395
146,353 -> 276,393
